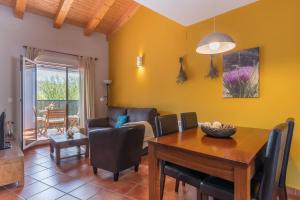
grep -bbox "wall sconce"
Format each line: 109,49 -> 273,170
136,56 -> 143,68
100,79 -> 112,106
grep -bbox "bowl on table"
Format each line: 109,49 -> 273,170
201,121 -> 236,138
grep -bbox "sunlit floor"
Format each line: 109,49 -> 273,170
24,127 -> 80,145
0,145 -> 199,200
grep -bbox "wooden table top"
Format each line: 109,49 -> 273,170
148,127 -> 270,165
50,133 -> 88,144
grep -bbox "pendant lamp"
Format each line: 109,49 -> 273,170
196,17 -> 236,55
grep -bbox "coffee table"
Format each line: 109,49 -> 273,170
49,133 -> 89,165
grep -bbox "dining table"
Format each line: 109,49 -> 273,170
148,127 -> 270,200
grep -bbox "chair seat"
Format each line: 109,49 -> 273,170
178,169 -> 208,187
37,117 -> 46,122
200,174 -> 262,200
164,162 -> 208,185
48,118 -> 65,123
164,162 -> 187,178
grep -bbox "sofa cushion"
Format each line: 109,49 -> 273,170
126,108 -> 158,136
107,107 -> 127,127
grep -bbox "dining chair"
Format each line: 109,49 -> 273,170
180,112 -> 198,131
278,118 -> 295,200
198,122 -> 289,200
156,114 -> 181,199
156,114 -> 208,200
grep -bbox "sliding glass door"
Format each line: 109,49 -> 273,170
21,57 -> 38,149
22,58 -> 81,149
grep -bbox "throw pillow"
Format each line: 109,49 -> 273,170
114,115 -> 128,128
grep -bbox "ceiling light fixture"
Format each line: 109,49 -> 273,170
196,17 -> 236,55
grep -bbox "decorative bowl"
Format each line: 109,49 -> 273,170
201,122 -> 236,138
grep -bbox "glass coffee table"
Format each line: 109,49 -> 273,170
49,133 -> 89,165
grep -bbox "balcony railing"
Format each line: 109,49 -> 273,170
36,100 -> 80,117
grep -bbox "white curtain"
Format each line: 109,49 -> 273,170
25,46 -> 43,60
79,56 -> 96,128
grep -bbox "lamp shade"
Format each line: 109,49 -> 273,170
196,32 -> 236,54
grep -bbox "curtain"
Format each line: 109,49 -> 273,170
25,46 -> 43,60
79,56 -> 96,128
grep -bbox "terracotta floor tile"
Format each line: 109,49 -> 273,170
120,171 -> 147,184
0,187 -> 24,200
32,156 -> 52,164
126,184 -> 148,200
56,194 -> 79,200
24,176 -> 38,186
27,187 -> 65,200
10,182 -> 50,199
25,165 -> 47,175
120,196 -> 135,200
0,145 -> 201,200
54,178 -> 86,193
88,189 -> 126,200
69,183 -> 102,200
30,169 -> 58,181
38,160 -> 59,169
24,153 -> 46,160
91,174 -> 137,194
34,148 -> 50,156
40,174 -> 73,186
24,161 -> 36,169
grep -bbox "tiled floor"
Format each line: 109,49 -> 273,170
0,145 -> 198,200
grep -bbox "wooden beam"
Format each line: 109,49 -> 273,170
84,0 -> 116,36
107,3 -> 140,39
54,0 -> 74,28
15,0 -> 27,19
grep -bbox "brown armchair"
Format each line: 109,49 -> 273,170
89,125 -> 145,181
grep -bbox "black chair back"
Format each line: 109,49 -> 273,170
259,129 -> 284,200
156,114 -> 179,136
279,118 -> 295,188
180,112 -> 198,131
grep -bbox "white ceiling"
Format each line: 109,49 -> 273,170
134,0 -> 258,26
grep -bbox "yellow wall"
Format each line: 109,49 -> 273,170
109,0 -> 300,188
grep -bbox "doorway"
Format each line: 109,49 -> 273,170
21,57 -> 81,149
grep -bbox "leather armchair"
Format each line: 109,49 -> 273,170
89,125 -> 145,181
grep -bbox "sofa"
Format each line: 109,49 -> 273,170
87,107 -> 158,180
86,107 -> 158,137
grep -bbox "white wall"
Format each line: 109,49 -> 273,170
0,5 -> 109,141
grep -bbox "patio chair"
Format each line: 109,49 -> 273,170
68,112 -> 80,128
45,109 -> 67,134
32,107 -> 46,136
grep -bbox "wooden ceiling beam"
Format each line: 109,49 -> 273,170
54,0 -> 75,28
84,0 -> 116,36
15,0 -> 27,19
107,3 -> 140,39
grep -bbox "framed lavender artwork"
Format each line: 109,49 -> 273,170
223,47 -> 260,98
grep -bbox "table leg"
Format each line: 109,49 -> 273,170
77,145 -> 81,158
56,147 -> 61,165
85,143 -> 89,158
234,165 -> 251,200
148,144 -> 160,200
50,143 -> 54,159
